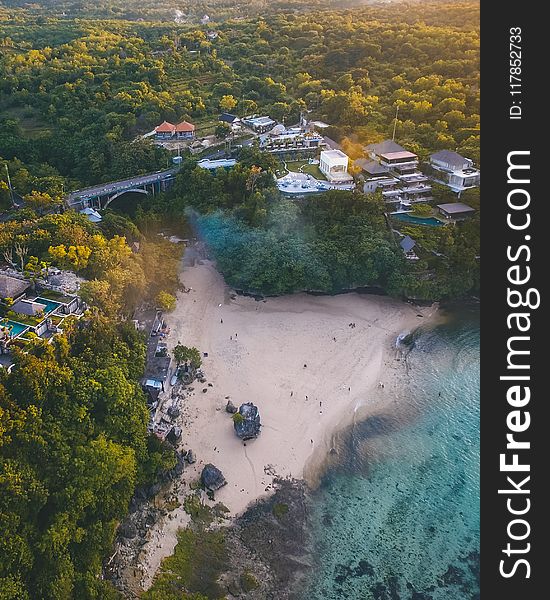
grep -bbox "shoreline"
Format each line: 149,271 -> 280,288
128,259 -> 440,592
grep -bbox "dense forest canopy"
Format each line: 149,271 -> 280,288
0,1 -> 463,22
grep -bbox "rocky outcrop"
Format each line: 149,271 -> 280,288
234,403 -> 261,440
119,521 -> 138,539
167,405 -> 180,418
201,464 -> 227,491
166,426 -> 182,445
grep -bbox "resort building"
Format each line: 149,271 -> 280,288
400,236 -> 419,261
360,140 -> 432,208
322,136 -> 343,151
80,207 -> 102,223
242,116 -> 277,133
437,202 -> 476,220
0,273 -> 30,303
259,126 -> 325,157
154,120 -> 196,141
197,158 -> 238,170
175,121 -> 196,140
219,113 -> 240,125
0,271 -> 83,356
366,140 -> 407,160
154,121 -> 176,139
319,149 -> 354,183
426,150 -> 480,193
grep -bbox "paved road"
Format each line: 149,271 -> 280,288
66,168 -> 178,206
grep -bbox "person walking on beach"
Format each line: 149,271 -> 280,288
290,391 -> 293,397
220,318 -> 223,324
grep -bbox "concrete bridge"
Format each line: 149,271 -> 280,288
65,168 -> 178,210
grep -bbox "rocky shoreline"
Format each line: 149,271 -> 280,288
106,477 -> 313,599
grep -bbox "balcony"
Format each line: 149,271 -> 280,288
398,173 -> 429,184
380,159 -> 418,170
402,184 -> 432,194
382,189 -> 403,198
409,196 -> 433,203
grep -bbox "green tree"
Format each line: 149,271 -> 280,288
215,122 -> 232,140
219,95 -> 237,113
156,291 -> 176,311
172,344 -> 202,369
412,204 -> 433,216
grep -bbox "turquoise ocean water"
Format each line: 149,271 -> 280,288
302,308 -> 480,600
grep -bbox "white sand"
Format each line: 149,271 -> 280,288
167,261 -> 433,514
137,260 -> 435,589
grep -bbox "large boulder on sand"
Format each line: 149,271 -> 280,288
201,464 -> 227,491
233,403 -> 261,440
166,426 -> 182,445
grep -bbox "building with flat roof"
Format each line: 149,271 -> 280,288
319,149 -> 353,183
427,150 -> 480,193
437,202 -> 476,220
242,116 -> 277,133
259,126 -> 325,156
197,158 -> 237,170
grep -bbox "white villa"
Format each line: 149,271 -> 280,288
427,150 -> 480,193
319,149 -> 353,183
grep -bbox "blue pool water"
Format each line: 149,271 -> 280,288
2,320 -> 29,337
35,297 -> 62,314
302,308 -> 480,599
391,213 -> 444,226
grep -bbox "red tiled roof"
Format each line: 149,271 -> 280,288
175,121 -> 195,132
155,121 -> 176,133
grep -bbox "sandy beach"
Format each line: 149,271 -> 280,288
135,259 -> 436,589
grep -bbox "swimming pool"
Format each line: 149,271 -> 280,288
35,297 -> 62,314
391,213 -> 444,227
2,320 -> 29,337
